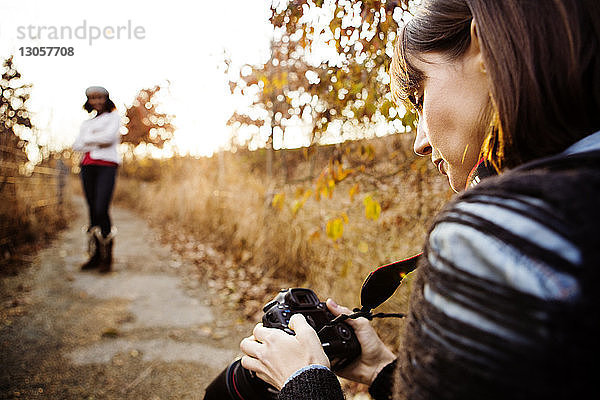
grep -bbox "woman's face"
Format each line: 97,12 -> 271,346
410,50 -> 490,192
87,93 -> 107,112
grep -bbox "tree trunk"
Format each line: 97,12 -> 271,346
266,133 -> 273,181
281,129 -> 288,183
309,143 -> 319,180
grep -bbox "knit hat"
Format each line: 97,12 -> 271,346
85,86 -> 109,97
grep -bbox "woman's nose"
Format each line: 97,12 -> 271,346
413,125 -> 432,156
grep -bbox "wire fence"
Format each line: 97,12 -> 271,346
0,143 -> 69,255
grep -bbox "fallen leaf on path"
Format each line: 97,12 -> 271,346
101,327 -> 119,338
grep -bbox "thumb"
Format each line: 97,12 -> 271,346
288,314 -> 320,345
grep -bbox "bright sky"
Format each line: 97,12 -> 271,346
0,0 -> 275,157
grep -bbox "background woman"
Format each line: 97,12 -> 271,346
238,0 -> 600,399
72,86 -> 121,273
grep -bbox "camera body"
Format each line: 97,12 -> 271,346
204,288 -> 361,400
262,288 -> 361,371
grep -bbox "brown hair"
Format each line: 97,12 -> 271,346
391,0 -> 600,170
83,96 -> 116,114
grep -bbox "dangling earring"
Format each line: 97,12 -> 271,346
480,62 -> 487,74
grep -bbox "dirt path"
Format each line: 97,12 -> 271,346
0,196 -> 253,399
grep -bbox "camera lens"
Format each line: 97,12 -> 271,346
204,359 -> 278,400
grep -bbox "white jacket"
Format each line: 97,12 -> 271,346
73,110 -> 122,164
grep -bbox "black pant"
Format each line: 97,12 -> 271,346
80,165 -> 117,237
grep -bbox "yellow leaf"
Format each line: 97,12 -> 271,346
340,260 -> 352,277
292,200 -> 303,215
349,183 -> 359,201
321,185 -> 329,199
363,195 -> 381,221
329,161 -> 353,183
326,218 -> 344,241
328,178 -> 335,191
309,230 -> 321,241
291,190 -> 311,216
358,241 -> 369,253
341,212 -> 349,224
271,193 -> 285,211
336,162 -> 344,180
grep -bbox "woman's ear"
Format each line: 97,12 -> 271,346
470,19 -> 487,74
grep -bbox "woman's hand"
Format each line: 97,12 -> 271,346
240,314 -> 330,390
326,298 -> 396,385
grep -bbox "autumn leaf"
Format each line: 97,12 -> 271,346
349,183 -> 360,201
363,195 -> 381,221
271,193 -> 285,211
308,230 -> 321,241
341,212 -> 349,224
326,218 -> 344,241
292,200 -> 303,215
335,163 -> 353,182
340,260 -> 352,277
327,178 -> 335,193
291,190 -> 312,216
320,184 -> 330,200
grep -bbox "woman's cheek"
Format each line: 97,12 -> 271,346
422,103 -> 455,152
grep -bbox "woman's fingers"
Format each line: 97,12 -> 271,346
240,354 -> 262,371
240,355 -> 279,388
253,323 -> 281,344
240,317 -> 332,389
326,298 -> 370,331
240,334 -> 280,387
240,335 -> 263,359
288,314 -> 330,368
324,299 -> 396,385
288,314 -> 320,346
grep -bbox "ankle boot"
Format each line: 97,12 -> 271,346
81,227 -> 101,270
97,229 -> 115,273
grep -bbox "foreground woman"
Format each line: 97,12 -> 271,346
239,0 -> 600,399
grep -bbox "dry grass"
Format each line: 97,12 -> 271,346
113,134 -> 454,355
0,157 -> 73,272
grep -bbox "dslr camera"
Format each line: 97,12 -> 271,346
204,288 -> 361,400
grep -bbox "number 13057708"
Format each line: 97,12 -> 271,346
19,47 -> 74,56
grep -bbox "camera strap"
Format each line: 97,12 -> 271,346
328,254 -> 421,325
329,309 -> 406,325
360,253 -> 421,311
